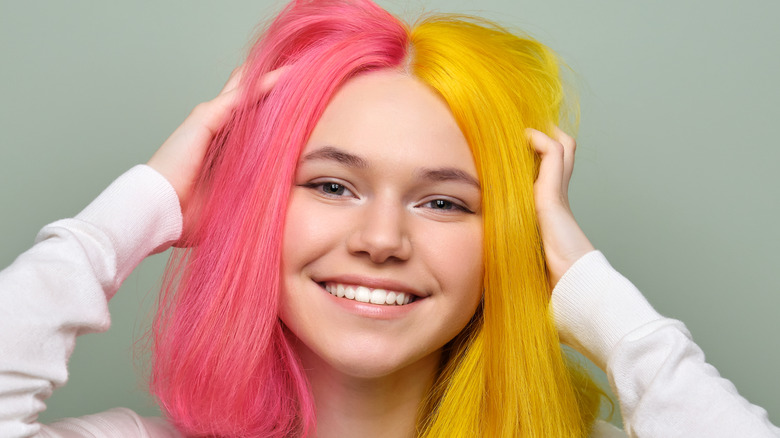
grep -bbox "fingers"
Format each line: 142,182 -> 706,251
194,88 -> 242,135
526,127 -> 593,288
257,65 -> 291,94
527,127 -> 577,206
147,65 -> 290,222
551,126 -> 576,189
220,65 -> 246,94
527,128 -> 565,200
197,65 -> 291,136
220,64 -> 291,98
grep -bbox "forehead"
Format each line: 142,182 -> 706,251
303,70 -> 476,174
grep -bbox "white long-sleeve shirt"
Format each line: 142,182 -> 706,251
0,165 -> 777,437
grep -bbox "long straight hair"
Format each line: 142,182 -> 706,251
151,1 -> 602,436
410,16 -> 602,437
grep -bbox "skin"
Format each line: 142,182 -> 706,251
147,67 -> 594,437
280,71 -> 484,437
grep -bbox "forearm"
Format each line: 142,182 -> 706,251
0,165 -> 181,437
552,251 -> 780,437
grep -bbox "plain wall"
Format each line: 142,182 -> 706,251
1,0 -> 778,428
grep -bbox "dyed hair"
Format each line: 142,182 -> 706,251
151,1 -> 603,437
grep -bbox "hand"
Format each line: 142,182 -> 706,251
528,127 -> 595,288
146,66 -> 287,245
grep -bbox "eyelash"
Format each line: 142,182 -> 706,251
301,180 -> 474,214
302,181 -> 355,198
420,198 -> 473,214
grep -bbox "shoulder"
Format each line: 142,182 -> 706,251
39,408 -> 182,438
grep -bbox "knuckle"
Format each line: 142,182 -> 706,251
560,133 -> 576,150
550,141 -> 565,157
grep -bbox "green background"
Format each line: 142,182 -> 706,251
1,0 -> 778,429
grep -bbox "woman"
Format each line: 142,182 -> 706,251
0,1 -> 777,437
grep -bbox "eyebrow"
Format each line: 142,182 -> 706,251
417,168 -> 481,190
301,146 -> 369,169
301,145 -> 481,190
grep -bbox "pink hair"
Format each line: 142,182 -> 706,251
150,1 -> 408,436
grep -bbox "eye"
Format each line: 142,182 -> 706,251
420,198 -> 473,213
431,199 -> 453,210
302,180 -> 356,198
321,182 -> 347,195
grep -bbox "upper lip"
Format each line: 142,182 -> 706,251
315,275 -> 427,298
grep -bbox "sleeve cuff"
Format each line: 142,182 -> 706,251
550,250 -> 664,370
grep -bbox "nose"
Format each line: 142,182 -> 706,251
346,199 -> 412,264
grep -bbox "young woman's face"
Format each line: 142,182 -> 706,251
280,70 -> 483,379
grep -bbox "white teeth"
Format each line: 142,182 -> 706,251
322,283 -> 415,306
355,286 -> 371,303
370,289 -> 387,304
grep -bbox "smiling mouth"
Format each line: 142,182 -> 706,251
320,282 -> 416,306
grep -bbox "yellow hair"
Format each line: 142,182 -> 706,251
408,15 -> 603,437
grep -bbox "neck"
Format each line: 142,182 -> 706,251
296,343 -> 441,438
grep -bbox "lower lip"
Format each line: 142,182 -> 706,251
317,283 -> 423,320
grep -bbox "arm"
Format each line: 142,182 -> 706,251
0,66 -> 284,437
0,166 -> 182,437
530,128 -> 780,437
552,250 -> 780,437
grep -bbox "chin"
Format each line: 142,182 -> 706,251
287,327 -> 442,381
335,349 -> 440,380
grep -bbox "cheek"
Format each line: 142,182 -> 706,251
282,191 -> 344,272
280,192 -> 326,323
422,221 -> 484,318
280,190 -> 355,329
282,192 -> 317,264
280,191 -> 338,336
438,223 -> 483,283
